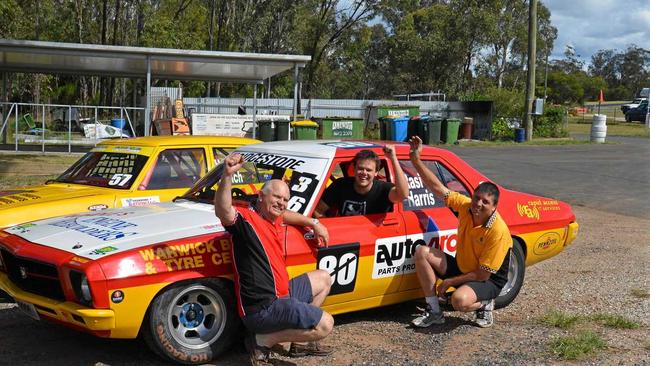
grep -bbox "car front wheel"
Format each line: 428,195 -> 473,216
143,278 -> 240,364
495,240 -> 525,309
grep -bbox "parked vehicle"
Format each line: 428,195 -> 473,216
0,140 -> 579,364
621,98 -> 644,114
0,135 -> 259,228
625,100 -> 649,122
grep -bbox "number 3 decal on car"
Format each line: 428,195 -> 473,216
317,243 -> 360,295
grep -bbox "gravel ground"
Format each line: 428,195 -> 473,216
0,205 -> 648,366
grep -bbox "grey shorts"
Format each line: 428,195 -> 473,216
241,273 -> 323,334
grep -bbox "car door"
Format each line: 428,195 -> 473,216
397,156 -> 472,293
119,147 -> 208,207
284,156 -> 408,310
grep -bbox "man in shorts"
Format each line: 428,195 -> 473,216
314,145 -> 409,217
214,153 -> 334,365
407,136 -> 512,328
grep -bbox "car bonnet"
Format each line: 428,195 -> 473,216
3,200 -> 224,259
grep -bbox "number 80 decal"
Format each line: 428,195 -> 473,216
317,243 -> 360,295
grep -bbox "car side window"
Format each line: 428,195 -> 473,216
438,163 -> 470,197
400,160 -> 445,210
319,159 -> 392,217
146,148 -> 207,190
213,147 -> 234,165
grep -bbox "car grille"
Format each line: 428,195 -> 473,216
0,249 -> 65,301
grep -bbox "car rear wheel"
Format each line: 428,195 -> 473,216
495,240 -> 525,309
143,278 -> 240,364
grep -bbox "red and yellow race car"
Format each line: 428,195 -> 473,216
0,140 -> 578,364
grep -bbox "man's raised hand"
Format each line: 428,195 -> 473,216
223,153 -> 244,177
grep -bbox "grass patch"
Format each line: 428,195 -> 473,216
540,309 -> 581,329
567,119 -> 650,137
549,330 -> 606,360
0,153 -> 80,190
589,314 -> 639,329
630,288 -> 650,299
457,139 -> 590,147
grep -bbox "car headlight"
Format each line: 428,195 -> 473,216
69,271 -> 93,305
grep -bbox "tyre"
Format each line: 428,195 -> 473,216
143,278 -> 240,364
625,114 -> 631,122
495,240 -> 525,309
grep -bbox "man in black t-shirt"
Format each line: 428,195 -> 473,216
314,145 -> 409,217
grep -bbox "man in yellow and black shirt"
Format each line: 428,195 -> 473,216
408,136 -> 512,328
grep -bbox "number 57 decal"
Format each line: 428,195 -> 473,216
317,243 -> 360,295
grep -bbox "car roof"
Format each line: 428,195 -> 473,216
238,139 -> 453,160
98,135 -> 260,147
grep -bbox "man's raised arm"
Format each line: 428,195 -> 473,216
408,136 -> 449,199
214,153 -> 245,225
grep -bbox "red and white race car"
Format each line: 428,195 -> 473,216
0,140 -> 578,364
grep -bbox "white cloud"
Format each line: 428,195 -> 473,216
543,0 -> 650,63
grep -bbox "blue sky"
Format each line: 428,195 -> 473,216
543,0 -> 650,63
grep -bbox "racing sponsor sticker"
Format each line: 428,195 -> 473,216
111,290 -> 125,303
121,196 -> 160,207
88,246 -> 119,256
317,243 -> 360,295
373,227 -> 457,279
88,204 -> 109,211
49,216 -> 139,242
6,223 -> 36,234
533,232 -> 561,255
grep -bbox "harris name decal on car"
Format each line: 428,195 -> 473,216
373,218 -> 457,279
48,216 -> 139,242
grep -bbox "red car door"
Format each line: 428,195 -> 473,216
284,156 -> 407,311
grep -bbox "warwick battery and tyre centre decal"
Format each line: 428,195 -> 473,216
317,243 -> 360,295
373,228 -> 458,279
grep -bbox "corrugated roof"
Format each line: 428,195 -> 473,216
0,39 -> 310,82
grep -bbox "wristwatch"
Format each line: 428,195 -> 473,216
311,218 -> 320,226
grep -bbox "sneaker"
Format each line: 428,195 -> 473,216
475,299 -> 495,328
411,305 -> 445,328
245,335 -> 272,366
288,341 -> 333,357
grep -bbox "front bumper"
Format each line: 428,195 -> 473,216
0,272 -> 115,332
565,221 -> 579,247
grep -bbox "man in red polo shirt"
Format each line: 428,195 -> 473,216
214,153 -> 334,366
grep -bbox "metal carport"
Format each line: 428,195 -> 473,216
0,39 -> 310,136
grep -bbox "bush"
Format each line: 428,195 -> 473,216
534,105 -> 569,138
491,117 -> 515,141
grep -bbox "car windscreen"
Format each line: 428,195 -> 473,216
181,151 -> 329,215
53,152 -> 149,189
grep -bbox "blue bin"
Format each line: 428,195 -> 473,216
514,128 -> 525,143
111,118 -> 127,129
391,116 -> 410,142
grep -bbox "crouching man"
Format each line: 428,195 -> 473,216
408,136 -> 512,328
214,153 -> 334,365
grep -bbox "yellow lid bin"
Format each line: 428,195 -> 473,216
291,120 -> 319,140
